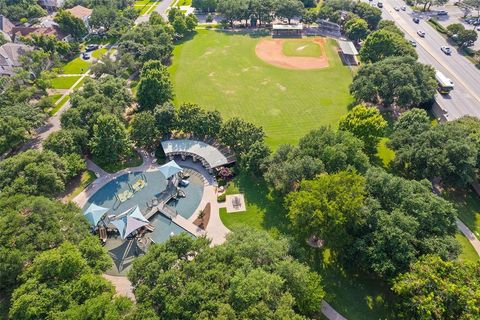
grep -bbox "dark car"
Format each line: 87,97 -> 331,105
437,10 -> 448,16
85,44 -> 99,52
377,2 -> 383,8
413,17 -> 420,23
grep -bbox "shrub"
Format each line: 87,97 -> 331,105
206,13 -> 213,23
217,193 -> 226,202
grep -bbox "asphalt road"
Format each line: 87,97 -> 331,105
369,0 -> 480,120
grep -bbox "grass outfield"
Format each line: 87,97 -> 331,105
169,30 -> 353,148
282,40 -> 323,57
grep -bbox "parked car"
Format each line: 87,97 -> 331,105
401,5 -> 406,10
377,2 -> 383,8
82,52 -> 91,60
441,46 -> 452,55
413,17 -> 420,23
437,10 -> 448,16
417,30 -> 426,37
394,6 -> 400,11
410,40 -> 417,47
85,44 -> 99,52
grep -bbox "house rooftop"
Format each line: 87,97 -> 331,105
0,15 -> 15,34
0,43 -> 33,75
66,5 -> 93,20
11,26 -> 68,41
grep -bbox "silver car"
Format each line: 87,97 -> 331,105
441,46 -> 452,55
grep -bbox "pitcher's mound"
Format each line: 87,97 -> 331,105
255,38 -> 329,70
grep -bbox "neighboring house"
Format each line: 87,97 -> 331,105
11,26 -> 71,43
0,15 -> 15,42
39,0 -> 65,11
66,5 -> 93,31
0,43 -> 33,76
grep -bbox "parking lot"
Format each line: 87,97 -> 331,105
429,0 -> 480,50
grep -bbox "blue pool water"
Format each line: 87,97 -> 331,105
83,169 -> 204,240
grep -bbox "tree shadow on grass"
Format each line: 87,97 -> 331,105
306,248 -> 396,320
232,172 -> 290,234
214,29 -> 271,39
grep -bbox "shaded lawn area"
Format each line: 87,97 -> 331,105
456,232 -> 480,263
219,173 -> 394,319
282,40 -> 323,57
49,94 -> 69,116
443,187 -> 480,238
62,57 -> 91,74
169,30 -> 353,148
61,170 -> 96,202
50,76 -> 81,89
94,150 -> 143,174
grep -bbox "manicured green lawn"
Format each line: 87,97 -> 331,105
169,30 -> 353,148
282,40 -> 322,57
92,47 -> 108,59
50,76 -> 81,89
220,173 -> 394,319
62,57 -> 91,74
444,187 -> 480,238
456,232 -> 480,263
49,95 -> 70,116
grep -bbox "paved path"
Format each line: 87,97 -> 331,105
456,218 -> 480,255
135,0 -> 176,24
103,274 -> 136,300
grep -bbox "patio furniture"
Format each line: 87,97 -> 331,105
98,227 -> 107,244
232,196 -> 241,208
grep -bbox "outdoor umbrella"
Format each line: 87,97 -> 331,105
84,203 -> 109,226
159,160 -> 183,179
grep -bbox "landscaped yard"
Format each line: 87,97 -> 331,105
220,174 -> 394,319
169,30 -> 353,148
50,76 -> 81,89
62,170 -> 97,202
62,57 -> 91,74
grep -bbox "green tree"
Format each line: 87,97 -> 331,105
8,242 -> 128,320
275,0 -> 305,24
389,110 -> 478,186
344,18 -> 369,43
217,0 -> 249,27
338,105 -> 387,153
0,116 -> 29,154
137,61 -> 174,111
378,20 -> 404,36
44,129 -> 88,156
90,5 -> 118,31
129,111 -> 159,150
359,29 -> 417,63
353,2 -> 382,29
129,229 -> 324,319
89,114 -> 130,164
240,140 -> 271,174
286,171 -> 366,250
350,56 -> 436,108
264,144 -> 325,193
456,29 -> 478,47
220,117 -> 265,154
447,22 -> 465,35
392,255 -> 480,319
54,10 -> 88,40
192,0 -> 218,12
154,102 -> 177,135
0,150 -> 70,196
0,194 -> 90,293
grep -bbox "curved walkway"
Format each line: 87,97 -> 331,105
456,218 -> 480,255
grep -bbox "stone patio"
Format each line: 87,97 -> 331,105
225,194 -> 246,213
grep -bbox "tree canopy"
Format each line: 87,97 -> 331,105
136,60 -> 174,111
393,255 -> 480,319
359,29 -> 417,63
350,56 -> 436,108
129,229 -> 325,319
389,109 -> 479,186
338,105 -> 387,153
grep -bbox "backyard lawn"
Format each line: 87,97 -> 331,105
50,76 -> 81,89
62,57 -> 91,74
169,30 -> 353,148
